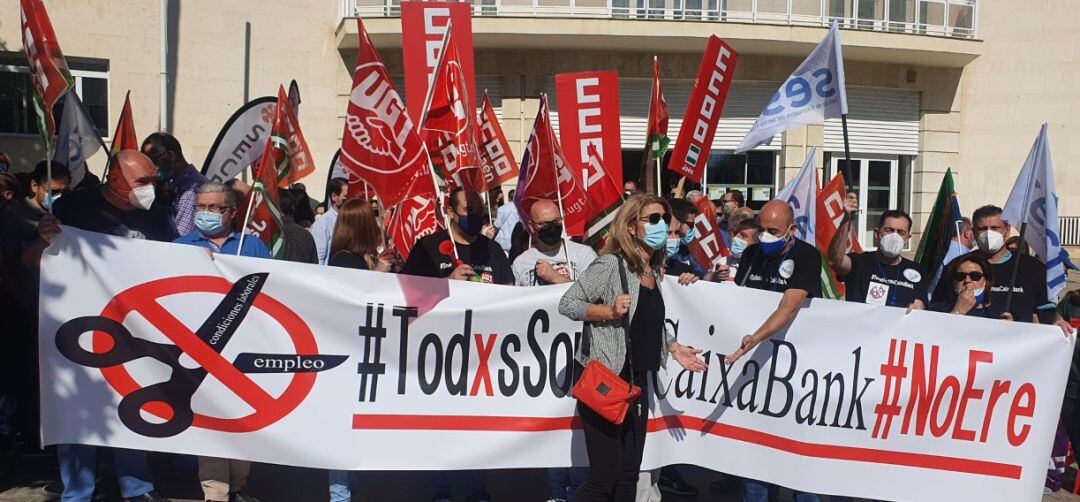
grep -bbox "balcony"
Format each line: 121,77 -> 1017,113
339,0 -> 978,39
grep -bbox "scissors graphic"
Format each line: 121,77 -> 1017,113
55,273 -> 311,438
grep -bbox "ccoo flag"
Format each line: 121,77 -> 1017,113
583,143 -> 623,247
1002,123 -> 1066,300
736,22 -> 847,153
52,92 -> 106,187
646,56 -> 670,161
20,0 -> 73,144
477,91 -> 519,191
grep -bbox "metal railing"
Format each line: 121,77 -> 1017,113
341,0 -> 978,39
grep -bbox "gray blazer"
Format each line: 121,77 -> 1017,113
559,254 -> 676,375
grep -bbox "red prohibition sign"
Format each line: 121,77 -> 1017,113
93,275 -> 317,433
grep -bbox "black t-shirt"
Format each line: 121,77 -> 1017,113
734,238 -> 823,298
401,230 -> 514,285
0,199 -> 46,306
841,252 -> 929,308
929,298 -> 1009,320
282,217 -> 318,264
933,252 -> 1049,324
329,250 -> 369,270
629,283 -> 664,372
53,187 -> 178,242
665,257 -> 694,277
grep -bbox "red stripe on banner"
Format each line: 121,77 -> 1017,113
351,413 -> 1022,479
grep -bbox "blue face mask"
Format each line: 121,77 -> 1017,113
43,192 -> 62,210
679,226 -> 697,246
758,230 -> 788,257
666,238 -> 680,258
730,237 -> 749,258
456,213 -> 486,237
643,220 -> 668,250
194,211 -> 227,236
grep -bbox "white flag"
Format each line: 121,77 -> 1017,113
736,22 -> 848,153
52,92 -> 105,187
776,147 -> 818,244
1002,123 -> 1065,300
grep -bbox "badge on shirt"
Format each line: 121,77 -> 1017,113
867,281 -> 890,306
903,268 -> 922,283
779,259 -> 795,280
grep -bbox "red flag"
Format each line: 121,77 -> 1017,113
420,25 -> 484,189
477,92 -> 519,191
268,85 -> 315,187
242,144 -> 285,258
386,172 -> 441,260
554,71 -> 622,189
646,56 -> 670,160
668,36 -> 739,184
20,0 -> 72,144
686,196 -> 730,273
339,19 -> 427,207
816,173 -> 862,298
514,95 -> 589,237
400,1 -> 475,124
110,92 -> 138,154
584,143 -> 623,247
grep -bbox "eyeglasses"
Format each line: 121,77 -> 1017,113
639,212 -> 671,225
195,204 -> 234,213
952,271 -> 985,282
533,219 -> 562,228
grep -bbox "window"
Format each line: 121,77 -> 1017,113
0,53 -> 110,138
704,151 -> 777,211
825,153 -> 913,249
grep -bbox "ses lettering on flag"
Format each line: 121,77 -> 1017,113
554,71 -> 623,189
340,20 -> 427,207
477,92 -> 519,191
668,36 -> 739,184
401,1 -> 475,123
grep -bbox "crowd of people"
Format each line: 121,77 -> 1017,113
0,132 -> 1077,502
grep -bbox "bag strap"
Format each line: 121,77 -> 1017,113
616,256 -> 635,391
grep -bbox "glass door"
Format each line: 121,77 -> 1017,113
829,155 -> 898,249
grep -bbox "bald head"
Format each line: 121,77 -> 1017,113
529,199 -> 560,223
759,199 -> 795,239
104,149 -> 158,210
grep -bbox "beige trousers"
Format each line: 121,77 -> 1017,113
199,456 -> 252,501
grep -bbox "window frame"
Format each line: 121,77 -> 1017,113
0,63 -> 111,140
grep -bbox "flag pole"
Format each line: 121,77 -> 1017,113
544,94 -> 573,267
236,180 -> 260,256
1002,138 -> 1040,315
45,136 -> 53,215
840,114 -> 855,193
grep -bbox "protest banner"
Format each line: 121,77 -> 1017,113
401,1 -> 475,123
202,97 -> 277,182
668,36 -> 738,184
40,226 -> 1071,502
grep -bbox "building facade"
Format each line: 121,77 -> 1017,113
0,0 -> 1077,250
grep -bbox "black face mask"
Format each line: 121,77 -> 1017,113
537,223 -> 563,246
457,213 -> 486,237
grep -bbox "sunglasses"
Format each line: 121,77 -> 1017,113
640,212 -> 672,225
952,271 -> 985,282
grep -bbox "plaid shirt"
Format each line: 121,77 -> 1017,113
170,164 -> 208,236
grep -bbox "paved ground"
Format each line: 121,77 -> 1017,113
2,449 -> 1079,502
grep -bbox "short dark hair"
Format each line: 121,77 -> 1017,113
877,209 -> 913,231
945,252 -> 994,303
141,132 -> 185,159
279,187 -> 301,219
724,189 -> 744,207
668,198 -> 698,224
31,160 -> 71,184
507,189 -> 515,201
327,178 -> 348,198
972,205 -> 1005,227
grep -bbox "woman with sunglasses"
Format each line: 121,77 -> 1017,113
559,194 -> 707,502
930,252 -> 1013,320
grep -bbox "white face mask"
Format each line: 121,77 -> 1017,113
976,229 -> 1005,254
878,232 -> 905,258
128,185 -> 156,210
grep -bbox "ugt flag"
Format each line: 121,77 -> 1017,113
736,22 -> 847,153
1003,123 -> 1065,300
420,23 -> 484,188
515,94 -> 589,237
52,92 -> 106,187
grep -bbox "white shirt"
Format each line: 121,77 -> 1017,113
512,240 -> 598,286
309,204 -> 338,265
493,204 -> 520,252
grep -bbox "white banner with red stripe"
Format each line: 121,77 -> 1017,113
40,226 -> 1070,502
